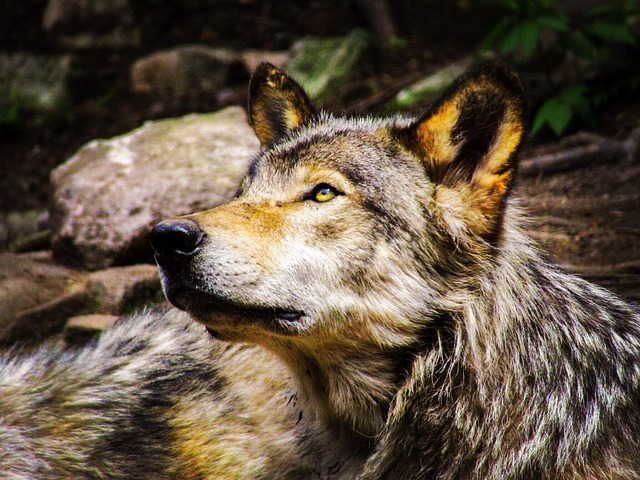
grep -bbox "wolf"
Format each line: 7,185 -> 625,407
2,62 -> 640,479
151,62 -> 640,479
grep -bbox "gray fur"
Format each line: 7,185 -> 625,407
0,309 -> 223,479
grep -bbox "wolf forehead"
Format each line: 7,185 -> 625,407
245,114 -> 423,189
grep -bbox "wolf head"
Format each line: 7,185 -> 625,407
151,62 -> 526,352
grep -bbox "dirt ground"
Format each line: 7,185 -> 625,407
1,0 -> 639,300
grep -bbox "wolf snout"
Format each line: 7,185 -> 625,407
150,218 -> 205,264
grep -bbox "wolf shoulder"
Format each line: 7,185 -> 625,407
0,309 -> 359,479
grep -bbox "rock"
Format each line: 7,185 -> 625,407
9,230 -> 52,254
2,285 -> 93,346
42,0 -> 140,49
0,222 -> 7,247
50,106 -> 259,269
0,251 -> 165,345
0,251 -> 86,344
285,30 -> 370,105
0,251 -> 82,322
85,264 -> 163,313
6,210 -> 49,237
131,45 -> 242,97
389,57 -> 475,109
240,50 -> 289,74
63,314 -> 120,346
0,53 -> 71,115
0,209 -> 49,251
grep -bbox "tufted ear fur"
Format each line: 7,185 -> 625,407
248,63 -> 317,148
394,62 -> 527,240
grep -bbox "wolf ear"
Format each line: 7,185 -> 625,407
248,63 -> 317,147
395,62 -> 526,239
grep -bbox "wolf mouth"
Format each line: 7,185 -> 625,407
165,283 -> 305,327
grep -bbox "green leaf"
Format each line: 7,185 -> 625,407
480,18 -> 513,52
504,0 -> 522,13
560,84 -> 588,99
567,31 -> 598,60
531,84 -> 594,137
540,0 -> 556,11
536,13 -> 570,32
500,20 -> 541,57
560,84 -> 592,121
519,20 -> 542,56
0,89 -> 21,126
532,96 -> 572,137
623,0 -> 640,15
586,4 -> 615,17
499,25 -> 523,56
587,20 -> 637,45
0,102 -> 19,125
384,36 -> 408,51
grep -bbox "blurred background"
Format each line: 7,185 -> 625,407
2,0 -> 639,211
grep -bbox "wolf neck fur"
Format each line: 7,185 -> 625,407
273,338 -> 402,440
265,307 -> 448,442
454,219 -> 640,396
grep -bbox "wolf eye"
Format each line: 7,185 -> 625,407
311,184 -> 339,203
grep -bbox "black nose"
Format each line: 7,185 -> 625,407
150,218 -> 205,263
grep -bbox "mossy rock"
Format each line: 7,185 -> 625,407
286,29 -> 370,105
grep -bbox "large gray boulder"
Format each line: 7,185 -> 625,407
50,106 -> 259,270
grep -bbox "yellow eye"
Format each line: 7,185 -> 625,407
312,184 -> 338,203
